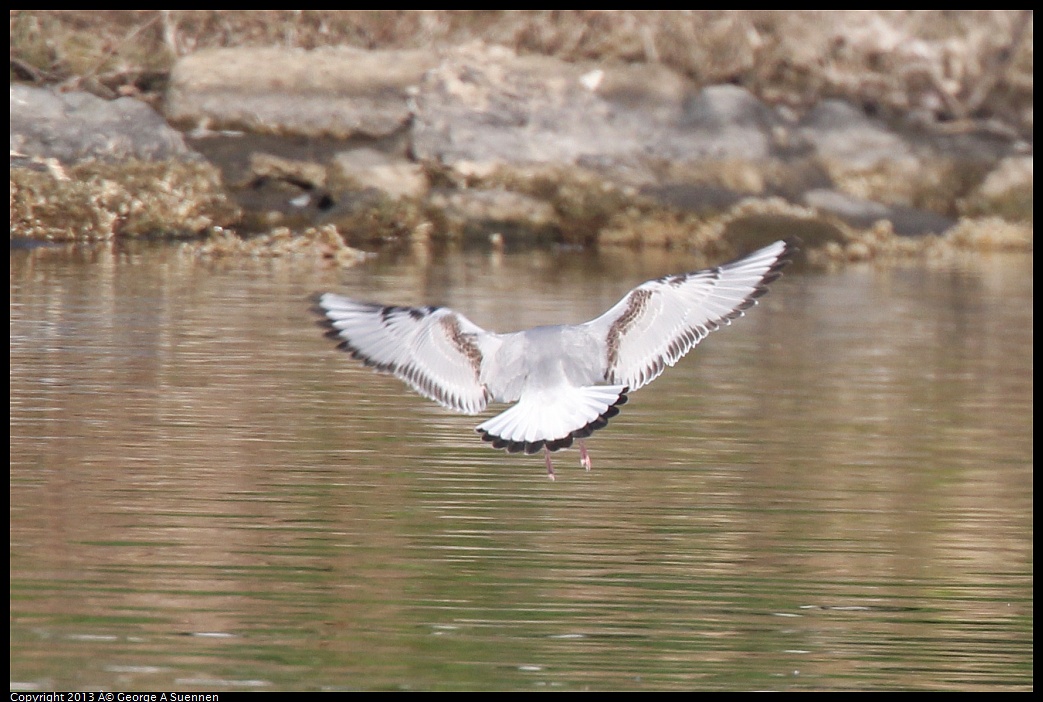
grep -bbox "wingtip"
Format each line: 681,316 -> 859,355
309,291 -> 339,315
753,238 -> 799,286
778,237 -> 801,265
311,292 -> 341,337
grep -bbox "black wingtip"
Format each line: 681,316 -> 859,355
764,238 -> 800,285
779,237 -> 801,266
311,293 -> 340,337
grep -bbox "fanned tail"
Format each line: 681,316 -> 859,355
476,385 -> 628,454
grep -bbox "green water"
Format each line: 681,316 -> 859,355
10,241 -> 1033,690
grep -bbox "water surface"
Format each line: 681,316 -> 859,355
10,240 -> 1033,690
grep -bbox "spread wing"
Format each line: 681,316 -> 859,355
582,240 -> 793,391
313,293 -> 503,414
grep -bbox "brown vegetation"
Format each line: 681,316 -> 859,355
11,11 -> 1033,136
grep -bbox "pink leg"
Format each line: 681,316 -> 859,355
579,440 -> 592,471
544,447 -> 556,480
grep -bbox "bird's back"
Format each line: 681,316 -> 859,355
482,324 -> 605,402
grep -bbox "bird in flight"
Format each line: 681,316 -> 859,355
314,239 -> 793,479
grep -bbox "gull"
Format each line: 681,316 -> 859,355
314,240 -> 793,479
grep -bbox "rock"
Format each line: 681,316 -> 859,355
9,160 -> 239,240
639,183 -> 744,214
429,188 -> 557,233
796,100 -> 913,169
154,42 -> 1028,250
330,148 -> 429,200
961,155 -> 1033,221
412,44 -> 624,170
674,84 -> 777,161
804,188 -> 954,236
10,84 -> 196,163
182,224 -> 370,266
795,99 -> 926,205
803,188 -> 894,225
248,152 -> 328,190
411,44 -> 777,180
165,47 -> 438,139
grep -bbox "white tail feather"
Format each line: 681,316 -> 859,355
476,385 -> 627,453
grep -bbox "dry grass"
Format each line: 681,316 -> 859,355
10,11 -> 1033,134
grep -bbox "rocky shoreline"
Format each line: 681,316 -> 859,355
10,37 -> 1032,263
